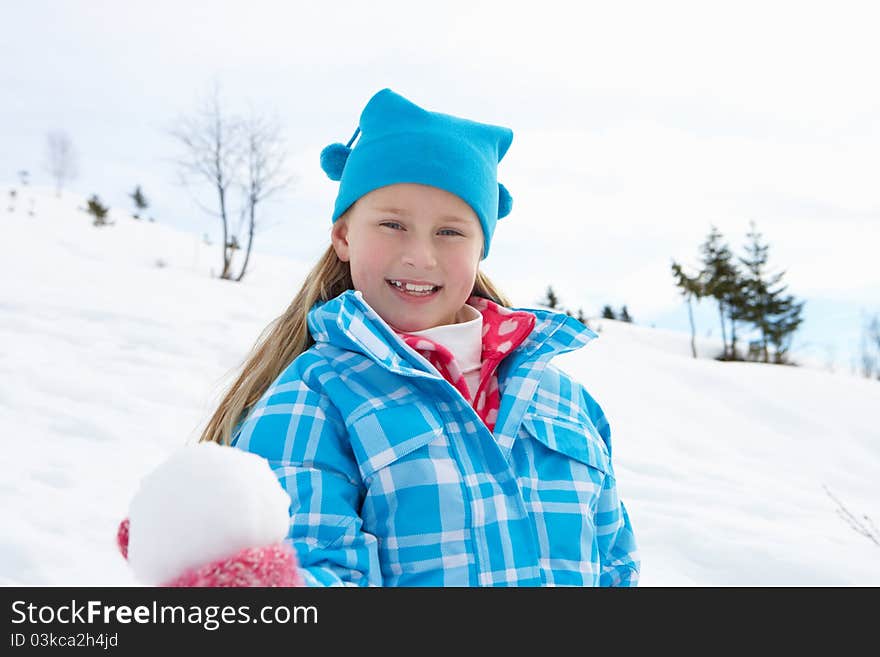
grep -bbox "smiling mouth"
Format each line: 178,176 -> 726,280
386,279 -> 443,296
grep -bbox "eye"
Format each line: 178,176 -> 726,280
438,229 -> 463,236
380,221 -> 404,230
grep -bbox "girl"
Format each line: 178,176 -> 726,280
200,88 -> 640,587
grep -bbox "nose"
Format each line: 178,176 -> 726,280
400,236 -> 438,270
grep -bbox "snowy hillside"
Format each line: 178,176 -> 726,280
2,186 -> 878,586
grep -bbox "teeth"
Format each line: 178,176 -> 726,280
390,280 -> 438,292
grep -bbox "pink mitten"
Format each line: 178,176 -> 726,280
116,443 -> 305,587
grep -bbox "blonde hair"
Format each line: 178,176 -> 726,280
199,216 -> 511,446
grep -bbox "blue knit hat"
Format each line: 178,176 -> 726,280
320,88 -> 513,259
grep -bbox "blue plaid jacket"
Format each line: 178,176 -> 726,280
232,290 -> 639,586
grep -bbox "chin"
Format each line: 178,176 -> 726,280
390,318 -> 431,333
390,311 -> 445,332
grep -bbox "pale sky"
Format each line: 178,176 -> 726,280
3,0 -> 879,370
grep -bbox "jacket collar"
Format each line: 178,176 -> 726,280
307,290 -> 598,379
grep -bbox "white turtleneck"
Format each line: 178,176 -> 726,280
407,304 -> 483,400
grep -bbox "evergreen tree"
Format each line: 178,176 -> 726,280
620,305 -> 633,323
699,225 -> 740,360
766,295 -> 805,364
725,271 -> 749,360
539,286 -> 560,309
736,221 -> 807,364
738,221 -> 785,362
576,308 -> 587,325
601,305 -> 616,320
671,259 -> 705,358
86,194 -> 110,226
129,185 -> 149,219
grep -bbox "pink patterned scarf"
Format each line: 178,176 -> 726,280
393,296 -> 536,433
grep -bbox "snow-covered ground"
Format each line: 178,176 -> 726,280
2,186 -> 878,586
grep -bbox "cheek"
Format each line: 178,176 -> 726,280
348,243 -> 386,286
447,250 -> 480,287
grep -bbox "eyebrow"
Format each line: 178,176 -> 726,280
372,207 -> 471,224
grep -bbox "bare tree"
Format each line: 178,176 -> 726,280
671,259 -> 706,358
170,86 -> 293,282
859,312 -> 880,380
234,112 -> 293,281
870,315 -> 880,380
170,85 -> 243,280
45,131 -> 78,196
823,484 -> 880,546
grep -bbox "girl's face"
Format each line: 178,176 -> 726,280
331,183 -> 484,332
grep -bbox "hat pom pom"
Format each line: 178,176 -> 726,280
498,182 -> 513,219
320,143 -> 351,181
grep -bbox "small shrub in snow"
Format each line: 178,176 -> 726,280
86,195 -> 112,227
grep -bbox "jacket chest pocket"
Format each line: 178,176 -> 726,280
516,414 -> 611,551
348,408 -> 471,580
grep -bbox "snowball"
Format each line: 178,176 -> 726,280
127,442 -> 291,585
